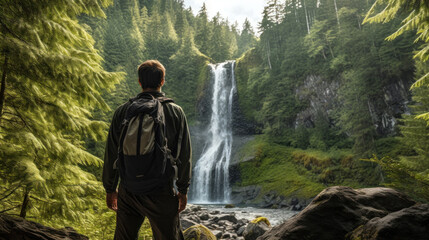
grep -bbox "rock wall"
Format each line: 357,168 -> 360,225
295,75 -> 412,136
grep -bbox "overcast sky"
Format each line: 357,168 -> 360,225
183,0 -> 266,32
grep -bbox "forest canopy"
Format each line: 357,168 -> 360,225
0,0 -> 428,239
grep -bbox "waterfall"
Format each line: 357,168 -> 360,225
191,61 -> 236,203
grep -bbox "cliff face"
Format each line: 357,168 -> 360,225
295,75 -> 412,136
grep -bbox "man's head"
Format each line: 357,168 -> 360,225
138,60 -> 165,91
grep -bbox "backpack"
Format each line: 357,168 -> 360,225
116,93 -> 181,194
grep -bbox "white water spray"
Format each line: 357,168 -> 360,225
191,61 -> 236,203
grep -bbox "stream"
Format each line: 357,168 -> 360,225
194,204 -> 299,226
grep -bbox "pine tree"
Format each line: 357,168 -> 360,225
0,0 -> 122,223
364,0 -> 429,121
195,3 -> 212,57
237,19 -> 257,57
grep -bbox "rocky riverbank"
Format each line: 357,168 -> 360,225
180,205 -> 250,239
2,186 -> 428,240
182,186 -> 429,240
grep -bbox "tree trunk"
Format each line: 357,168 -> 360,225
267,41 -> 272,69
0,53 -> 9,125
334,0 -> 340,27
19,187 -> 30,219
303,0 -> 310,34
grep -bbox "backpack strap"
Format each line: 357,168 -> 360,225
157,97 -> 183,180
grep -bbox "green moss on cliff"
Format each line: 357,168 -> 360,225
237,136 -> 381,200
237,136 -> 325,199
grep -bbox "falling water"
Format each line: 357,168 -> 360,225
191,61 -> 236,203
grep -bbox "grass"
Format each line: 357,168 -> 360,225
236,135 -> 381,201
237,135 -> 325,199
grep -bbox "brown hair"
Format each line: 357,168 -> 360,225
138,60 -> 165,89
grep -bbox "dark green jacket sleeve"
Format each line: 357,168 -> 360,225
102,104 -> 126,193
176,109 -> 192,195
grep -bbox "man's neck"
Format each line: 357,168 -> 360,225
142,88 -> 161,93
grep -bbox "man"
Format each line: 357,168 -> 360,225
102,60 -> 192,240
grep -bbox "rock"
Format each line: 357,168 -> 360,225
225,204 -> 235,208
231,185 -> 261,204
347,204 -> 429,240
188,204 -> 202,212
250,217 -> 271,226
257,186 -> 416,240
183,224 -> 216,240
243,219 -> 271,240
0,214 -> 88,239
212,230 -> 223,239
291,203 -> 302,211
210,210 -> 220,215
237,226 -> 246,236
200,213 -> 210,221
218,214 -> 238,224
181,218 -> 199,231
222,233 -> 231,239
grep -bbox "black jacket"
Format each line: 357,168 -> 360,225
102,91 -> 192,194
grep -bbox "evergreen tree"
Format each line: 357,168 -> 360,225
0,0 -> 122,223
237,19 -> 257,57
365,0 -> 429,121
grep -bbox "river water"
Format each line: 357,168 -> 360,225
196,204 -> 299,226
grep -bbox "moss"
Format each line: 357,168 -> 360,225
251,217 -> 271,227
237,136 -> 325,200
183,224 -> 216,240
236,136 -> 380,201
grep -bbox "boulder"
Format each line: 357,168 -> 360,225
181,218 -> 200,231
0,214 -> 88,240
243,217 -> 271,240
212,230 -> 223,239
347,204 -> 429,240
237,226 -> 246,236
183,224 -> 216,240
257,186 -> 415,240
200,213 -> 210,221
218,214 -> 238,224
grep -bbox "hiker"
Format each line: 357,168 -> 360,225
102,60 -> 192,240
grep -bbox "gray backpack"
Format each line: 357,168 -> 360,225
116,93 -> 182,194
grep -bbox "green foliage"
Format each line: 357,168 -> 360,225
237,0 -> 415,158
237,136 -> 326,199
365,0 -> 429,120
370,85 -> 429,201
0,0 -> 123,233
237,136 -> 381,200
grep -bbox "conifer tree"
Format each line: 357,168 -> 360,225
365,0 -> 429,121
0,0 -> 122,222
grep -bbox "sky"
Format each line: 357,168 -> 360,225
183,0 -> 266,32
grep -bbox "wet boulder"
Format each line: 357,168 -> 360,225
243,217 -> 271,240
347,204 -> 429,240
257,186 -> 415,240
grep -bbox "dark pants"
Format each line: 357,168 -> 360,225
114,186 -> 184,240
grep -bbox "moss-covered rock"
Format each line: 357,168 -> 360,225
243,218 -> 271,240
183,224 -> 216,240
250,217 -> 271,227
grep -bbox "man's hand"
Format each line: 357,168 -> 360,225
106,191 -> 118,212
177,192 -> 187,213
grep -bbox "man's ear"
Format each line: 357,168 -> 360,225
160,78 -> 165,87
138,79 -> 142,87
